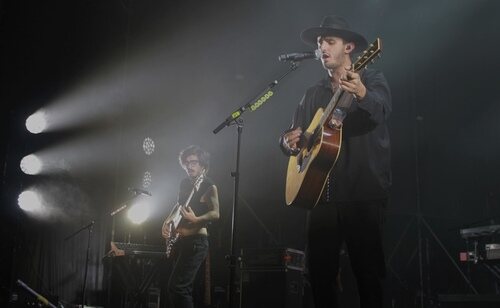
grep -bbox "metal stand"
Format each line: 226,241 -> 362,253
16,279 -> 58,308
387,114 -> 478,307
213,61 -> 300,307
64,220 -> 95,307
105,191 -> 147,307
227,118 -> 243,308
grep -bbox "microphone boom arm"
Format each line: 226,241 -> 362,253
213,61 -> 300,134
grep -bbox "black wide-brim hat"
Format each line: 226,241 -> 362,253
301,15 -> 368,53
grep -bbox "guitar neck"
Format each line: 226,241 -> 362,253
319,88 -> 344,127
178,173 -> 205,214
318,38 -> 382,127
182,186 -> 197,209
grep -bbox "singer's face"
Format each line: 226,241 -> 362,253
317,36 -> 351,71
183,154 -> 204,178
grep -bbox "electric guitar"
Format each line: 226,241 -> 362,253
163,171 -> 205,257
285,38 -> 382,209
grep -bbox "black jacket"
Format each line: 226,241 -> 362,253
280,68 -> 392,202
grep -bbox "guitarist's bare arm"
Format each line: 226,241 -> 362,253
178,185 -> 220,235
180,185 -> 220,226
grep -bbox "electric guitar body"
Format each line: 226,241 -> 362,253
164,171 -> 205,257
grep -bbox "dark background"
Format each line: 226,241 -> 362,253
1,0 -> 500,307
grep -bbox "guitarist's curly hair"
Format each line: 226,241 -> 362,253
178,145 -> 210,172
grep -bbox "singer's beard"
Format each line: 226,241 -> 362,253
322,56 -> 351,74
321,58 -> 339,71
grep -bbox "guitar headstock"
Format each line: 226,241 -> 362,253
353,38 -> 382,72
193,170 -> 206,191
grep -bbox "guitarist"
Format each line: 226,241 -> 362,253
161,145 -> 220,308
279,16 -> 391,308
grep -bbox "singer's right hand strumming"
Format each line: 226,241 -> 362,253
283,127 -> 302,151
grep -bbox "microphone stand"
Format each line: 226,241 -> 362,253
16,279 -> 58,308
109,191 -> 145,242
213,61 -> 301,307
105,191 -> 144,307
64,220 -> 95,308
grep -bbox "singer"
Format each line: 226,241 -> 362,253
161,145 -> 220,308
279,15 -> 392,308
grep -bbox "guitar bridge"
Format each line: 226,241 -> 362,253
295,150 -> 312,173
296,152 -> 303,172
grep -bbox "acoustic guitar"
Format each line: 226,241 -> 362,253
285,38 -> 382,209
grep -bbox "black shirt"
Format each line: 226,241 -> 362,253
178,176 -> 215,217
280,68 -> 392,202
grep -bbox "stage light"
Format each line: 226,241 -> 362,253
143,137 -> 155,155
20,154 -> 42,175
127,201 -> 151,224
143,171 -> 152,188
25,111 -> 47,134
18,190 -> 43,212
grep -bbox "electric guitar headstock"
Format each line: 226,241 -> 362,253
193,170 -> 206,191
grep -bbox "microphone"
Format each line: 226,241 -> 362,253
278,49 -> 321,62
129,187 -> 152,196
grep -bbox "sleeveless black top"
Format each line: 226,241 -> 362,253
177,176 -> 215,219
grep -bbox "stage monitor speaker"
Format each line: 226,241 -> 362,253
239,268 -> 303,308
438,294 -> 500,308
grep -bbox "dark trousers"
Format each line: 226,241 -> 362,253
307,200 -> 386,308
168,234 -> 209,308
